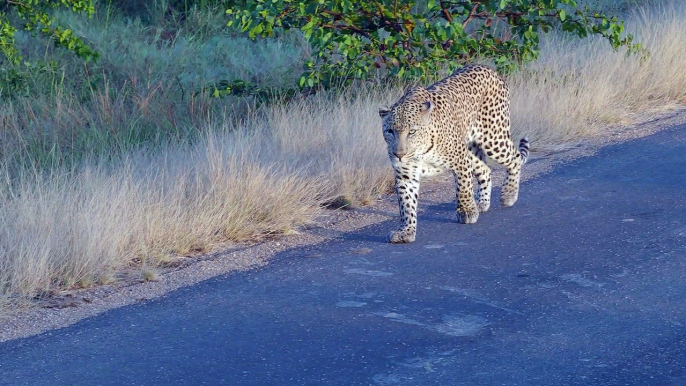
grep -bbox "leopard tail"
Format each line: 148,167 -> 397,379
518,137 -> 530,164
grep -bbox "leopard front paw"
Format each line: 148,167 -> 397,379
501,192 -> 519,207
388,228 -> 416,243
477,199 -> 491,213
456,209 -> 479,224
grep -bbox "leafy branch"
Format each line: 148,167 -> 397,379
0,0 -> 98,66
226,0 -> 640,91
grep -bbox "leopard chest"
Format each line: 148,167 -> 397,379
416,151 -> 450,178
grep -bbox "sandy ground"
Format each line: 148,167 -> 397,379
1,107 -> 685,343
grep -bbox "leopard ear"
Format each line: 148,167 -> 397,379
420,100 -> 433,121
378,107 -> 390,118
403,84 -> 422,95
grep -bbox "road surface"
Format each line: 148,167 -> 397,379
1,125 -> 685,385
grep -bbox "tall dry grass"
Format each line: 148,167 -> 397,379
1,1 -> 685,308
509,1 -> 686,147
0,90 -> 393,306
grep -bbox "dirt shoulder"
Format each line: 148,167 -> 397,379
2,107 -> 685,343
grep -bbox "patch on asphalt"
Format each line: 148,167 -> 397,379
344,268 -> 393,277
440,286 -> 523,314
374,312 -> 425,326
372,349 -> 461,385
373,312 -> 490,337
336,301 -> 367,308
431,314 -> 490,336
560,273 -> 605,288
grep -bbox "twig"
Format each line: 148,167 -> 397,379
462,3 -> 479,28
440,1 -> 454,23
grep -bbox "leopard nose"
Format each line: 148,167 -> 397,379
393,152 -> 405,161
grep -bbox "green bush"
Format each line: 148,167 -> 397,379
228,0 -> 640,90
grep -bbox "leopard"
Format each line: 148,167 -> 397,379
379,64 -> 530,244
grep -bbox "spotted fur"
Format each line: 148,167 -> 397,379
379,64 -> 529,243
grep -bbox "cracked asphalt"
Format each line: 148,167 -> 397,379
1,124 -> 685,386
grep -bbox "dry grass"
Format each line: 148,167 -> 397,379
0,145 -> 324,304
509,1 -> 686,148
1,0 -> 685,308
0,89 -> 394,306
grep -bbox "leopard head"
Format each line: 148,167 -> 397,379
379,87 -> 435,164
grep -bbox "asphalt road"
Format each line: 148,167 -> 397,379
2,125 -> 686,386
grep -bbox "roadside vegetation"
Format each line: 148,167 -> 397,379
0,0 -> 684,308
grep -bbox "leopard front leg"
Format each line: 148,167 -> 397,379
469,146 -> 492,213
452,163 -> 480,224
388,167 -> 420,243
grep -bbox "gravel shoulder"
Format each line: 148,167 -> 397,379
1,107 -> 685,343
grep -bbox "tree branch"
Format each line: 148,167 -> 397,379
440,1 -> 453,23
320,23 -> 371,38
462,3 -> 479,29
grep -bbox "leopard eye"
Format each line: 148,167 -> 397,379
408,129 -> 417,136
